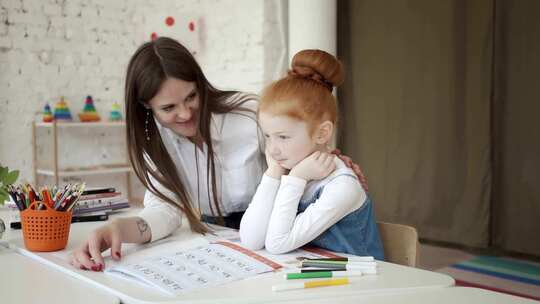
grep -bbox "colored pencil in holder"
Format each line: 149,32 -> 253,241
7,185 -> 24,211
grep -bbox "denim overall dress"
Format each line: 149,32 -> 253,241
297,168 -> 385,260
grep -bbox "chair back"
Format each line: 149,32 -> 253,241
377,221 -> 419,267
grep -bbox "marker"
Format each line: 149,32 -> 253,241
302,260 -> 377,266
272,278 -> 349,292
301,267 -> 378,274
301,268 -> 344,273
304,256 -> 374,262
301,261 -> 377,271
285,271 -> 363,280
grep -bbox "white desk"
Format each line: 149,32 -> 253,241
1,208 -> 455,304
0,209 -> 120,304
264,287 -> 538,304
0,247 -> 119,304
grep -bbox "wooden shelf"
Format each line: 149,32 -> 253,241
35,121 -> 126,128
36,166 -> 133,177
33,120 -> 134,202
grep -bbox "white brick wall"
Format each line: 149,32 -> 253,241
0,0 -> 286,192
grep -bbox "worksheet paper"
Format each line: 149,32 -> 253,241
106,241 -> 281,296
207,228 -> 347,269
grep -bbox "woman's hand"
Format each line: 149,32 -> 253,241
69,217 -> 151,271
265,147 -> 288,179
330,149 -> 369,191
290,151 -> 336,182
69,221 -> 123,271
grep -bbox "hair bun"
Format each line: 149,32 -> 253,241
290,49 -> 344,90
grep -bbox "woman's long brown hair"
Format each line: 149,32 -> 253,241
125,37 -> 254,234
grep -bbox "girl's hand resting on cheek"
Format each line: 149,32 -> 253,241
265,148 -> 288,179
290,151 -> 336,182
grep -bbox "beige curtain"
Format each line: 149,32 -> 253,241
337,0 -> 493,248
492,0 -> 540,256
338,0 -> 540,256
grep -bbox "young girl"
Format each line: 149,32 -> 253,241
240,50 -> 384,260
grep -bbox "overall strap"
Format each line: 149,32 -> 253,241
310,168 -> 359,202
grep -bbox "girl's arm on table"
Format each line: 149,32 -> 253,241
264,175 -> 366,254
239,174 -> 281,250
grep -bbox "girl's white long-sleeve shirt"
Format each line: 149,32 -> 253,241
138,98 -> 266,242
240,158 -> 367,254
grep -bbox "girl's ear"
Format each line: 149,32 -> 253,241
315,121 -> 334,145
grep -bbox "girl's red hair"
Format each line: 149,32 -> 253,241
260,49 -> 344,134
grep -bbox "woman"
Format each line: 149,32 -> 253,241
69,37 -> 362,272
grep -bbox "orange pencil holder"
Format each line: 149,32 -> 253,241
21,201 -> 73,252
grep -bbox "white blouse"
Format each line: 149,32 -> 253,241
138,98 -> 266,241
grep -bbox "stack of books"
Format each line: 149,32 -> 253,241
73,187 -> 130,216
8,186 -> 131,228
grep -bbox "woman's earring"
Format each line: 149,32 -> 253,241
145,110 -> 151,141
